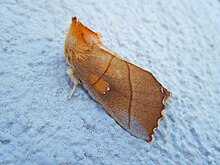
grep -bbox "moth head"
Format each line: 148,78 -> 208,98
66,17 -> 102,49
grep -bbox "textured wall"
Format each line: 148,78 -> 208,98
0,0 -> 220,164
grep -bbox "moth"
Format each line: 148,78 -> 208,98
64,17 -> 171,142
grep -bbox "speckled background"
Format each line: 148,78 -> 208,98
0,0 -> 220,164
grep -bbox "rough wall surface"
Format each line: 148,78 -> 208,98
0,0 -> 220,164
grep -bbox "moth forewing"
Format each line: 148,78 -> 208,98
64,17 -> 171,142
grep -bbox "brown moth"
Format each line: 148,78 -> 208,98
64,17 -> 171,142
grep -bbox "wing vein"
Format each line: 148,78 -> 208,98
126,63 -> 132,129
92,56 -> 114,86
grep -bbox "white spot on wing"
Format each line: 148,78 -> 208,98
102,86 -> 111,95
106,87 -> 111,91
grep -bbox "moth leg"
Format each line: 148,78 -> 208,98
67,67 -> 79,100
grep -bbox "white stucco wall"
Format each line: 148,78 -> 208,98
0,0 -> 220,164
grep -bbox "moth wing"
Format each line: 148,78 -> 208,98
76,51 -> 171,142
124,61 -> 171,142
